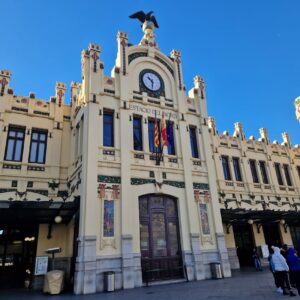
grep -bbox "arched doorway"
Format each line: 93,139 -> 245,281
139,194 -> 183,282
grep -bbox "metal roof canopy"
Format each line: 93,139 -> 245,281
221,208 -> 300,225
0,197 -> 80,225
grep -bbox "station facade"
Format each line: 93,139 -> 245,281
0,22 -> 299,294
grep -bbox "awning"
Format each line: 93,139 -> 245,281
0,197 -> 80,225
221,208 -> 300,225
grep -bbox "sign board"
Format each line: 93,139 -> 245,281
261,244 -> 270,258
34,256 -> 48,275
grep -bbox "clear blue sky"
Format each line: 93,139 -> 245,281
1,0 -> 300,144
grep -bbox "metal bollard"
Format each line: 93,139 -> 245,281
104,271 -> 115,292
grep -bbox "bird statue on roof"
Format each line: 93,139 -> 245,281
129,11 -> 159,48
129,11 -> 159,28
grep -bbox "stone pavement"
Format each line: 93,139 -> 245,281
0,269 -> 297,300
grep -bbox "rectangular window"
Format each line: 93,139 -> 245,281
221,156 -> 231,180
189,126 -> 199,158
232,157 -> 242,181
275,163 -> 284,186
148,119 -> 161,152
29,129 -> 48,164
283,164 -> 293,186
133,116 -> 143,151
167,121 -> 175,155
103,110 -> 114,147
148,119 -> 155,153
297,166 -> 300,179
259,161 -> 269,184
4,126 -> 25,162
249,159 -> 259,183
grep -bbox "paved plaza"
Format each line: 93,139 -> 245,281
0,269 -> 297,300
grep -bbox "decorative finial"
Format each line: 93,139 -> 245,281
129,11 -> 159,47
294,96 -> 300,122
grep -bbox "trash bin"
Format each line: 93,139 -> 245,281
104,271 -> 115,292
43,270 -> 64,294
210,262 -> 222,279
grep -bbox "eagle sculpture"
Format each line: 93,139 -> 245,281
129,11 -> 159,28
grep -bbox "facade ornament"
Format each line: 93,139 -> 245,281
129,11 -> 159,48
295,96 -> 300,122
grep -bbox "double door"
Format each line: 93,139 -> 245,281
139,195 -> 183,282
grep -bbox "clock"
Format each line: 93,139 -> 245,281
142,72 -> 161,91
139,69 -> 165,97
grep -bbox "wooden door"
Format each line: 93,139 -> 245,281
139,195 -> 183,282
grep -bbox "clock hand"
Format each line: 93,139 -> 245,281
147,76 -> 153,83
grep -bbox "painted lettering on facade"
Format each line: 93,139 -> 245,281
129,104 -> 178,119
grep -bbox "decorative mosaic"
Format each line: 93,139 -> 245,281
199,203 -> 210,235
3,164 -> 21,170
162,180 -> 185,188
131,178 -> 156,185
0,188 -> 17,193
103,200 -> 114,237
154,56 -> 174,77
128,52 -> 147,64
193,182 -> 209,190
27,166 -> 45,171
27,189 -> 49,196
130,178 -> 185,188
98,175 -> 121,184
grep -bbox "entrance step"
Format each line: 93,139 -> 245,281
143,278 -> 187,287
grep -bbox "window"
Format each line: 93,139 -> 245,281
283,164 -> 293,186
274,163 -> 284,186
297,166 -> 300,179
4,126 -> 25,162
249,159 -> 259,183
221,156 -> 231,180
29,129 -> 48,164
133,116 -> 143,151
103,110 -> 114,147
167,121 -> 175,155
189,126 -> 199,158
232,157 -> 242,181
259,161 -> 269,184
148,119 -> 156,153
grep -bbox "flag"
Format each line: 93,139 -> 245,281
161,113 -> 168,146
154,120 -> 160,148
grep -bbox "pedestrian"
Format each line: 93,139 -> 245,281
271,246 -> 296,296
281,244 -> 296,288
268,247 -> 282,294
287,248 -> 300,295
252,247 -> 262,271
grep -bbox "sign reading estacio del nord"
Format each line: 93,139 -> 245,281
129,104 -> 178,119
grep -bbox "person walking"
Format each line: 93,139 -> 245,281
287,248 -> 300,295
252,247 -> 262,271
272,246 -> 296,296
269,247 -> 283,293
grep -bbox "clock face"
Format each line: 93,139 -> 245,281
142,72 -> 161,91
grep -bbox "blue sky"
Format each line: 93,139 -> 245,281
1,0 -> 300,144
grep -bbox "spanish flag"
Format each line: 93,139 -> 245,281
161,113 -> 168,146
154,120 -> 160,148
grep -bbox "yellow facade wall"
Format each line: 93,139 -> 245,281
36,222 -> 74,258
